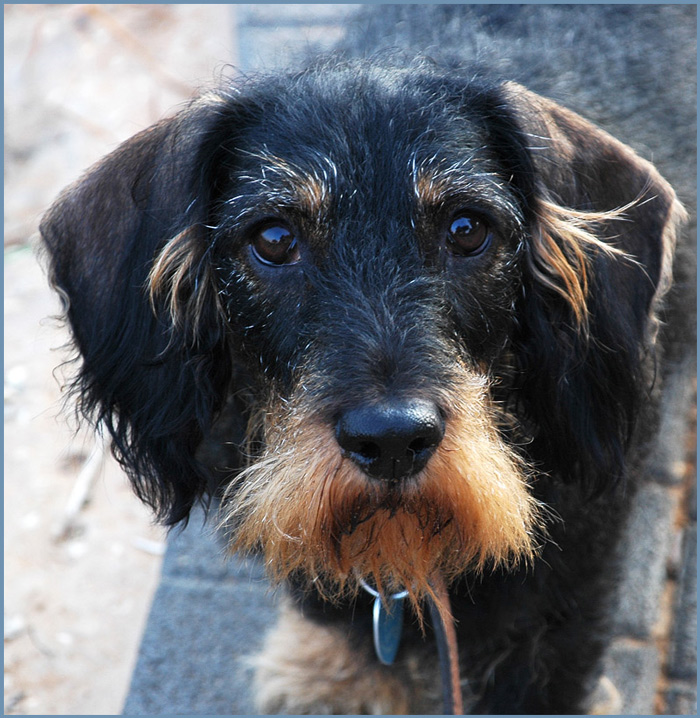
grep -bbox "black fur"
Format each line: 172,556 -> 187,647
41,5 -> 695,713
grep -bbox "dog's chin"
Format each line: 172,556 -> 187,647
222,377 -> 544,607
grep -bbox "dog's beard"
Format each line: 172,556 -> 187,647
221,372 -> 543,607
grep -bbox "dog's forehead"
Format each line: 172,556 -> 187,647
226,72 -> 512,220
226,93 -> 510,231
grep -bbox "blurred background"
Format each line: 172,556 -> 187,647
4,4 -> 354,714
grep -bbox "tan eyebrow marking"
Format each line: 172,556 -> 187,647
233,150 -> 338,221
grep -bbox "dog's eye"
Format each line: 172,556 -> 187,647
446,214 -> 490,256
250,223 -> 301,266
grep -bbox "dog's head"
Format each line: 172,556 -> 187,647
41,59 -> 684,600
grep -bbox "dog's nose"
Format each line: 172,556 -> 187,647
335,399 -> 445,482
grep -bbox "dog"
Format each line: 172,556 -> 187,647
40,5 -> 695,714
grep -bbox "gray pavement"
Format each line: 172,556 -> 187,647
122,6 -> 696,715
122,509 -> 277,715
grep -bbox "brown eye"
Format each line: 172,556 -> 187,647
250,223 -> 301,266
446,214 -> 490,256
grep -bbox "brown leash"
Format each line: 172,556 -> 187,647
428,575 -> 463,715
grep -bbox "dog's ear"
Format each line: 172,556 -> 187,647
501,82 -> 686,492
41,95 -> 238,525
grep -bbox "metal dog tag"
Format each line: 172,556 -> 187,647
373,593 -> 406,665
361,579 -> 408,666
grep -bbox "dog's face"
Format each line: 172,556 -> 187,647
41,61 -> 683,602
201,70 -> 540,598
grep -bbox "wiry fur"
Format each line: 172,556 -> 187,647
40,5 -> 694,714
223,370 -> 543,610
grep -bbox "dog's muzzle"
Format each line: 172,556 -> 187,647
335,398 -> 445,482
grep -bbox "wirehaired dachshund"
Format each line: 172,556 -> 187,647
41,5 -> 695,714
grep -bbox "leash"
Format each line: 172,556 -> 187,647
427,575 -> 464,715
361,576 -> 463,714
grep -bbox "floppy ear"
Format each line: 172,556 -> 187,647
41,95 -> 239,525
502,82 -> 686,492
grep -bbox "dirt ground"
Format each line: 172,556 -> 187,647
4,5 -> 237,714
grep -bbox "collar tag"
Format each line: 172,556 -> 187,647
360,580 -> 408,666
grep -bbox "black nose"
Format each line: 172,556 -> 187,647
335,399 -> 445,482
